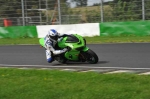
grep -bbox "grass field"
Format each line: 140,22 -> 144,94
1,36 -> 150,99
0,68 -> 150,99
0,36 -> 150,45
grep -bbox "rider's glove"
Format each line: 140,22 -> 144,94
62,48 -> 68,52
57,37 -> 63,42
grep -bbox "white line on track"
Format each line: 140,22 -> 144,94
0,64 -> 150,70
105,70 -> 133,74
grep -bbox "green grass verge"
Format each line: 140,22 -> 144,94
0,36 -> 150,45
86,36 -> 150,43
0,38 -> 39,45
0,68 -> 150,99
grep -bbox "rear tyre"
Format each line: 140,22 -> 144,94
58,58 -> 67,64
56,54 -> 67,64
85,49 -> 99,64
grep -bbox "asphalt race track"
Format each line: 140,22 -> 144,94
0,43 -> 150,72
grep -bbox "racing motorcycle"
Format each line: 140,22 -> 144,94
39,34 -> 99,64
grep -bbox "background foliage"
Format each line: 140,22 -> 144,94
0,0 -> 150,25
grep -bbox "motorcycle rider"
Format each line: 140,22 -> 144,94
44,29 -> 68,63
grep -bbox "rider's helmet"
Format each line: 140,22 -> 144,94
47,29 -> 59,42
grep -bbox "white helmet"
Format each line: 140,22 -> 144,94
48,29 -> 59,41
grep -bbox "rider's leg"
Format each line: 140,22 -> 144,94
45,49 -> 54,63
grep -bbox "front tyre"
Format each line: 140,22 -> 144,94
85,49 -> 99,64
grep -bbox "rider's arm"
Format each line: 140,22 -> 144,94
45,38 -> 67,55
48,45 -> 67,55
57,33 -> 70,42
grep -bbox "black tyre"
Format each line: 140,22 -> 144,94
85,49 -> 99,64
58,59 -> 67,64
57,55 -> 67,64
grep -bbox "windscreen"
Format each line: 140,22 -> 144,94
65,35 -> 79,43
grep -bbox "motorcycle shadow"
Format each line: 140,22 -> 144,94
52,61 -> 109,66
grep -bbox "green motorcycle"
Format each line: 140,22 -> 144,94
39,34 -> 99,64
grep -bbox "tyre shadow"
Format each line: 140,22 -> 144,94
51,61 -> 109,66
98,61 -> 109,64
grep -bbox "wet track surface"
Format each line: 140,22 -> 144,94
0,43 -> 150,73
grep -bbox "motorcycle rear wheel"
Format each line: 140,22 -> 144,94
55,55 -> 67,64
59,56 -> 67,63
58,59 -> 67,64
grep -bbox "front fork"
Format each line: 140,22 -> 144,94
82,46 -> 89,52
78,46 -> 89,62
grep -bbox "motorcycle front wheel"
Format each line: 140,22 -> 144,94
85,49 -> 99,64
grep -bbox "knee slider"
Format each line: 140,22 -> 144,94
47,58 -> 53,63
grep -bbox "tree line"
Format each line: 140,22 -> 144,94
67,0 -> 150,23
0,0 -> 150,24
